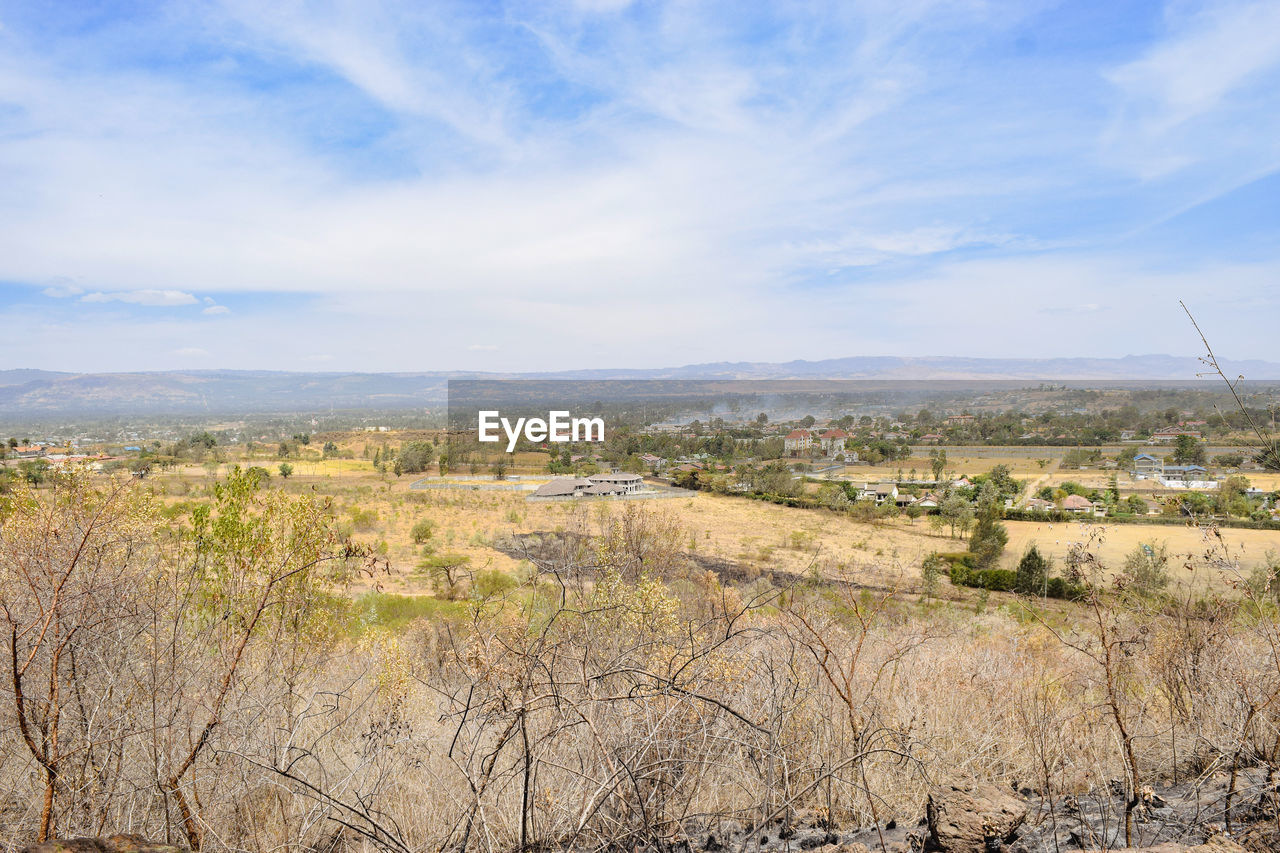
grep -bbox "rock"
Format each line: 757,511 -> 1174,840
1109,839 -> 1249,852
22,835 -> 186,853
925,784 -> 1027,852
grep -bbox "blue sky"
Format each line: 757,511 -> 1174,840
0,0 -> 1278,372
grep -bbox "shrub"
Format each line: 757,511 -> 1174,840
411,518 -> 436,544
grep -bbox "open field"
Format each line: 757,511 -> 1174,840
8,442 -> 1280,852
147,454 -> 1280,600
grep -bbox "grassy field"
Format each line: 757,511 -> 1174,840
152,436 -> 1279,604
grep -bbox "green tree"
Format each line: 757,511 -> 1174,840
1173,434 -> 1205,465
967,506 -> 1009,569
940,494 -> 974,538
921,552 -> 945,599
277,462 -> 293,478
399,441 -> 435,474
1015,544 -> 1050,596
930,449 -> 947,482
1121,542 -> 1170,596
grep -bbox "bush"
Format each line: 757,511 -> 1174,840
399,441 -> 435,474
473,569 -> 517,599
410,518 -> 436,544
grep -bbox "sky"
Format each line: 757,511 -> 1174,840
0,0 -> 1278,373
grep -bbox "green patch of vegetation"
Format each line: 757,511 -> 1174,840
348,591 -> 467,633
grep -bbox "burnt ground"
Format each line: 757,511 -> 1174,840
696,767 -> 1280,852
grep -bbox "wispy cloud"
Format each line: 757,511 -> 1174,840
0,0 -> 1276,370
80,289 -> 199,306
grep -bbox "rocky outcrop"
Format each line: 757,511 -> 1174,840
21,835 -> 186,853
925,783 -> 1028,851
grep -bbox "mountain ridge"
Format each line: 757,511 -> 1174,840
0,354 -> 1276,415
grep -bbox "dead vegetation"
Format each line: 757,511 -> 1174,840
3,470 -> 1280,853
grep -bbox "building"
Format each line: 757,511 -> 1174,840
586,472 -> 643,494
784,429 -> 813,455
532,472 -> 644,498
1132,453 -> 1162,480
1025,497 -> 1055,512
857,482 -> 898,505
817,429 -> 849,454
1160,465 -> 1208,484
945,414 -> 976,426
1152,428 -> 1201,443
532,478 -> 593,497
1061,494 -> 1094,513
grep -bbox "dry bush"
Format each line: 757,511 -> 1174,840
4,474 -> 1280,853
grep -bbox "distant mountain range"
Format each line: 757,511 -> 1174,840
1,354 -> 1277,416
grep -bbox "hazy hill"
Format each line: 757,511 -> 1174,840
0,354 -> 1277,416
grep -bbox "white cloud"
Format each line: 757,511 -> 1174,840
173,347 -> 211,358
1107,1 -> 1280,131
41,283 -> 84,298
81,289 -> 199,306
0,1 -> 1277,371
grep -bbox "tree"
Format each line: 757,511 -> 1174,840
1172,434 -> 1205,466
1121,542 -> 1170,596
940,494 -> 974,539
921,553 -> 945,599
399,441 -> 435,474
930,449 -> 947,482
1015,545 -> 1050,596
967,506 -> 1008,569
799,415 -> 816,428
278,462 -> 294,478
421,552 -> 472,599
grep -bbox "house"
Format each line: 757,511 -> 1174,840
919,433 -> 943,444
1061,494 -> 1094,513
1025,497 -> 1055,512
1160,465 -> 1207,484
945,414 -> 976,426
817,429 -> 849,454
1119,430 -> 1137,441
951,477 -> 972,488
639,453 -> 664,468
533,472 -> 644,497
587,472 -> 643,494
856,482 -> 898,505
532,478 -> 593,497
9,444 -> 47,459
913,493 -> 940,508
1132,453 -> 1162,480
784,429 -> 813,455
1152,428 -> 1201,443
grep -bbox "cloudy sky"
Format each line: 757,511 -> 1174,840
1,0 -> 1278,372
